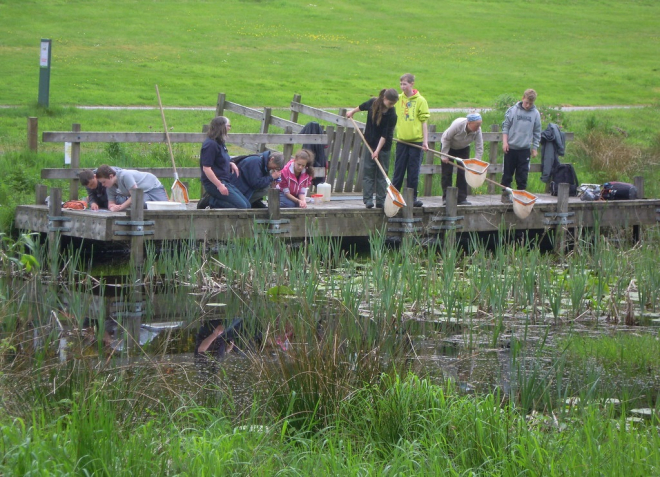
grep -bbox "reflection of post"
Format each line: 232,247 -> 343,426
130,188 -> 145,265
445,187 -> 458,249
555,183 -> 570,254
128,188 -> 144,354
48,187 -> 62,280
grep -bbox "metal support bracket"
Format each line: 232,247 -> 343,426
114,219 -> 155,237
429,215 -> 464,231
255,218 -> 290,235
388,216 -> 423,233
48,215 -> 72,233
544,212 -> 575,226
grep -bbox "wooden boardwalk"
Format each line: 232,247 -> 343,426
15,187 -> 660,247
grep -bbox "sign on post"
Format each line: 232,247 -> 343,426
38,39 -> 51,107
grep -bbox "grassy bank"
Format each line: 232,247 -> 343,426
1,0 -> 659,107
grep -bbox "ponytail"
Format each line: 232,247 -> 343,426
371,88 -> 399,126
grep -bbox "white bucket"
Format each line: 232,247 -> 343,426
317,182 -> 332,202
146,201 -> 186,210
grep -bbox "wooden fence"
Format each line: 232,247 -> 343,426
35,92 -> 573,200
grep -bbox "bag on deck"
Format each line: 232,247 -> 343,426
62,200 -> 87,210
600,182 -> 638,200
550,163 -> 579,197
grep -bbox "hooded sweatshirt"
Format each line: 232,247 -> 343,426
502,101 -> 542,151
394,89 -> 430,142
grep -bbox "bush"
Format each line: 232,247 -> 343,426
573,130 -> 643,182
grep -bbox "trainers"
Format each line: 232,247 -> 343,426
413,200 -> 423,207
375,203 -> 384,209
365,202 -> 374,209
501,193 -> 513,204
458,200 -> 472,206
251,199 -> 267,209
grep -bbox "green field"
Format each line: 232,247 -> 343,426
1,0 -> 659,107
1,0 -> 660,230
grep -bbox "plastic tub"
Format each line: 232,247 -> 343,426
146,201 -> 186,210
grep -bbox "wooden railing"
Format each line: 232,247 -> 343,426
36,92 -> 574,199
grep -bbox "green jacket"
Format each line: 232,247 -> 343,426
394,90 -> 430,142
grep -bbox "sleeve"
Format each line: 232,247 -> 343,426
532,112 -> 542,150
417,97 -> 431,123
359,98 -> 374,112
502,106 -> 514,135
200,141 -> 217,168
383,112 -> 397,142
86,187 -> 98,206
441,122 -> 458,155
474,130 -> 484,160
120,173 -> 137,193
106,186 -> 118,203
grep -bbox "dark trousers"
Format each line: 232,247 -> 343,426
393,142 -> 423,201
204,182 -> 251,209
501,148 -> 531,190
441,145 -> 470,203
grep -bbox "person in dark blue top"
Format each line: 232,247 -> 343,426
200,116 -> 251,209
231,150 -> 285,208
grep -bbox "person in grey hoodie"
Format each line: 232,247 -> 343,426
501,89 -> 542,202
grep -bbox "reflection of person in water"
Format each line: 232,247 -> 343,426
195,318 -> 244,361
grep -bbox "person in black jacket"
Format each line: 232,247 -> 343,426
231,151 -> 285,208
346,88 -> 399,208
78,168 -> 127,210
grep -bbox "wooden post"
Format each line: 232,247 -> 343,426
267,188 -> 280,221
259,107 -> 272,153
283,126 -> 294,161
445,186 -> 458,248
27,117 -> 38,152
555,183 -> 570,254
423,124 -> 437,197
290,93 -> 301,124
634,176 -> 644,199
216,93 -> 226,117
130,188 -> 145,266
36,184 -> 48,205
403,187 -> 414,220
487,124 -> 499,194
48,187 -> 62,280
69,123 -> 81,200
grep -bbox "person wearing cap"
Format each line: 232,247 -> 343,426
440,113 -> 484,205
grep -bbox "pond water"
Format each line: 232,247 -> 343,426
4,270 -> 659,413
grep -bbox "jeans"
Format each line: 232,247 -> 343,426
393,142 -> 423,201
441,145 -> 470,203
501,148 -> 531,190
362,148 -> 391,206
204,182 -> 251,209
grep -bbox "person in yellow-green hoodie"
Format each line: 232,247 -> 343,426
393,73 -> 430,207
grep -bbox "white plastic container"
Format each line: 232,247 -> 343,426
317,182 -> 332,202
146,201 -> 186,211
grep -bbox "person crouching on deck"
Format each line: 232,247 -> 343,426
95,165 -> 168,211
277,149 -> 315,208
200,116 -> 251,209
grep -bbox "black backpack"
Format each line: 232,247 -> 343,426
601,182 -> 638,200
550,163 -> 579,197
